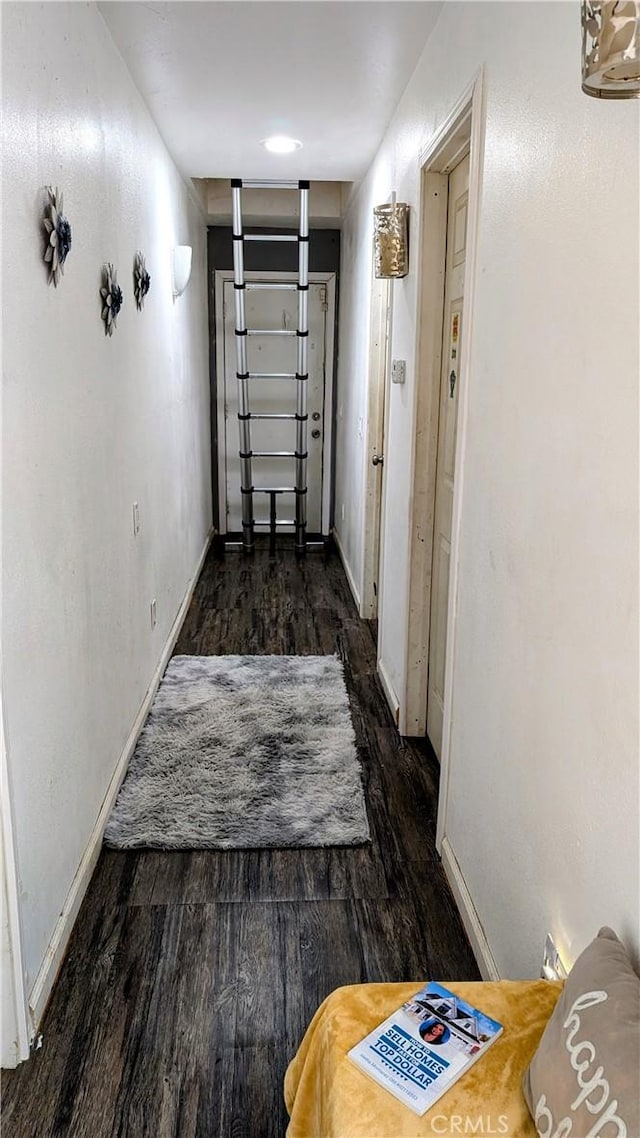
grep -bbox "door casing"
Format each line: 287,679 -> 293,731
400,70 -> 485,853
1,696 -> 31,1065
214,269 -> 337,537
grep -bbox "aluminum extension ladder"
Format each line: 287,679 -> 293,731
231,178 -> 310,555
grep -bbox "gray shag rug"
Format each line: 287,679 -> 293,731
104,654 -> 370,850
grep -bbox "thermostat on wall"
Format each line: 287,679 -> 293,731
392,359 -> 406,385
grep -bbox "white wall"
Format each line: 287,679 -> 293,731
2,1 -> 211,1019
335,1 -> 639,977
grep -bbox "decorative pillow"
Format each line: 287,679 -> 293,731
523,927 -> 639,1138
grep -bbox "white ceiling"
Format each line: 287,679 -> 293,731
99,2 -> 442,182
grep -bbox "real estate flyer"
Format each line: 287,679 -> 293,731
348,982 -> 503,1116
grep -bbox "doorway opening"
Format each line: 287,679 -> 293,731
400,73 -> 485,847
426,151 -> 469,756
214,269 -> 337,544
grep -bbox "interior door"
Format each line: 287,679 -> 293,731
223,280 -> 327,535
426,153 -> 469,756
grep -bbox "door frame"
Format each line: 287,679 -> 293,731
360,270 -> 392,618
214,269 -> 337,537
1,690 -> 31,1065
400,70 -> 485,850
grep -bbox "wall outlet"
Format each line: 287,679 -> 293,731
132,502 -> 140,536
541,933 -> 568,981
392,359 -> 406,385
150,599 -> 157,629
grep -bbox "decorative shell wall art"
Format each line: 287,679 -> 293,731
133,251 -> 151,310
100,263 -> 123,336
42,186 -> 72,287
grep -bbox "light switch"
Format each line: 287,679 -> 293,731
392,359 -> 406,385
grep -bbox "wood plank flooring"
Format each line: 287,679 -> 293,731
1,541 -> 479,1138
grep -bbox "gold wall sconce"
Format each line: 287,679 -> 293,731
582,1 -> 640,98
373,202 -> 409,279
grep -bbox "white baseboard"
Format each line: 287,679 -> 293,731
28,528 -> 214,1034
377,656 -> 400,727
440,835 -> 500,981
332,527 -> 361,610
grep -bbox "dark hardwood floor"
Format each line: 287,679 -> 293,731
1,540 -> 479,1138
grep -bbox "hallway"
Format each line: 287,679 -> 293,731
1,545 -> 478,1138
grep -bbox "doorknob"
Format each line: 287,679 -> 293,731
372,454 -> 384,467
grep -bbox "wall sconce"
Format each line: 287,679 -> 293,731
582,1 -> 640,98
173,245 -> 192,298
373,202 -> 409,279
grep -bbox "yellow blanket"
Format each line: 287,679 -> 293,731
285,980 -> 563,1138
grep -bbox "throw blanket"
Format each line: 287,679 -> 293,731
285,979 -> 563,1137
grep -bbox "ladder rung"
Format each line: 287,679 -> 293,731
246,282 -> 297,291
246,329 -> 296,337
251,451 -> 296,458
253,487 -> 296,494
250,413 -> 296,420
244,234 -> 298,243
241,180 -> 300,190
247,372 -> 296,380
254,519 -> 296,527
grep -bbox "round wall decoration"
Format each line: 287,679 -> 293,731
133,251 -> 151,310
42,186 -> 72,287
100,263 -> 123,336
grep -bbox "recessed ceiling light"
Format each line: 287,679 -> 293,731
262,135 -> 303,155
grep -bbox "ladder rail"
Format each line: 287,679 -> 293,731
231,181 -> 254,553
295,182 -> 310,554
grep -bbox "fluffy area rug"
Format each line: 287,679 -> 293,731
104,654 -> 370,850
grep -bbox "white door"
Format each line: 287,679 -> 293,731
427,153 -> 469,756
223,280 -> 327,535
